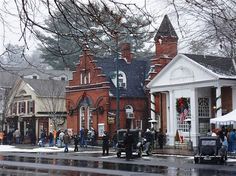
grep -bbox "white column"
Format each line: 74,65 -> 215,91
6,124 -> 9,133
165,92 -> 171,145
24,121 -> 27,136
232,86 -> 236,110
35,119 -> 39,141
190,88 -> 198,147
150,93 -> 155,128
17,121 -> 20,129
169,90 -> 175,146
216,86 -> 222,117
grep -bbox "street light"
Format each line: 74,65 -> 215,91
114,31 -> 120,131
184,118 -> 193,151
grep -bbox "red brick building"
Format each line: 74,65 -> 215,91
65,15 -> 178,138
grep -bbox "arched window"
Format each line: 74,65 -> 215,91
87,107 -> 93,130
80,106 -> 86,129
110,71 -> 127,88
125,105 -> 134,119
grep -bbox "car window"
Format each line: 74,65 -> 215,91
201,140 -> 216,146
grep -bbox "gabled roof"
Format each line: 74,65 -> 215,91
95,56 -> 150,97
154,15 -> 178,41
147,53 -> 236,89
23,78 -> 68,97
0,66 -> 72,81
184,54 -> 236,77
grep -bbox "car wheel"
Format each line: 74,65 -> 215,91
117,152 -> 121,158
138,150 -> 142,157
194,157 -> 198,164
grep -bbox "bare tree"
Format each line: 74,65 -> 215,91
169,0 -> 236,69
37,79 -> 68,131
0,0 -> 156,70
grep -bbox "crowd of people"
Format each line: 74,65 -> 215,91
0,128 -> 36,145
0,127 -> 167,157
207,126 -> 236,153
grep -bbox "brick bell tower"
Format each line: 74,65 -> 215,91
147,15 -> 179,132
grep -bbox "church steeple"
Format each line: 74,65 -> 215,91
154,15 -> 178,58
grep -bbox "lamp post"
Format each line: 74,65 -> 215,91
184,118 -> 193,151
114,31 -> 120,130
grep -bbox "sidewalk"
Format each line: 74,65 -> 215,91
153,148 -> 194,156
0,144 -> 194,156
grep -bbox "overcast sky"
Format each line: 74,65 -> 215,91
0,0 -> 190,55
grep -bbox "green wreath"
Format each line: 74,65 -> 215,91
176,97 -> 189,114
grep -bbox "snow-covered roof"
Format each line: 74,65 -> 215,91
184,54 -> 236,78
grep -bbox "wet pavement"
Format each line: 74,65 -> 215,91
0,145 -> 236,175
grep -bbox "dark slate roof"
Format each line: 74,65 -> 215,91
95,56 -> 150,98
184,54 -> 236,76
23,78 -> 68,97
154,15 -> 178,41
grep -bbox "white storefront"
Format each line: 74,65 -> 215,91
147,54 -> 236,147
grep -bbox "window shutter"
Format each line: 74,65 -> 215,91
27,101 -> 29,114
23,102 -> 26,113
18,102 -> 20,114
32,101 -> 35,113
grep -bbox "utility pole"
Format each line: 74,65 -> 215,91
115,31 -> 120,130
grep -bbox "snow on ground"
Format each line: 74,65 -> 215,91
0,145 -> 73,153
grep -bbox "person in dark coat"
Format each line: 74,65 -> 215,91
73,134 -> 79,152
7,131 -> 13,145
49,132 -> 54,147
157,128 -> 165,149
124,129 -> 134,160
63,130 -> 70,153
102,131 -> 109,155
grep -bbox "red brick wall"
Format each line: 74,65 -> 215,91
66,49 -> 149,138
155,37 -> 178,58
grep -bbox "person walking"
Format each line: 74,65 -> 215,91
80,128 -> 85,148
40,129 -> 46,147
63,130 -> 70,153
102,131 -> 109,155
49,131 -> 54,147
58,130 -> 65,148
228,129 -> 236,152
112,131 -> 117,150
157,128 -> 165,149
124,129 -> 133,160
14,128 -> 21,144
73,134 -> 79,152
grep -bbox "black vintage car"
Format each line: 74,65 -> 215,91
116,129 -> 142,158
194,136 -> 227,164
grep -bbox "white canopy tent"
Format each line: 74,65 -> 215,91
210,109 -> 236,125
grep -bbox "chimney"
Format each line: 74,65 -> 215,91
121,43 -> 132,63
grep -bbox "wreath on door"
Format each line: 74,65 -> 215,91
176,97 -> 189,114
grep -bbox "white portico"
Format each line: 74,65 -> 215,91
147,54 -> 236,147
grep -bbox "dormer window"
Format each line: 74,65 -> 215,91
32,75 -> 38,79
110,71 -> 127,88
